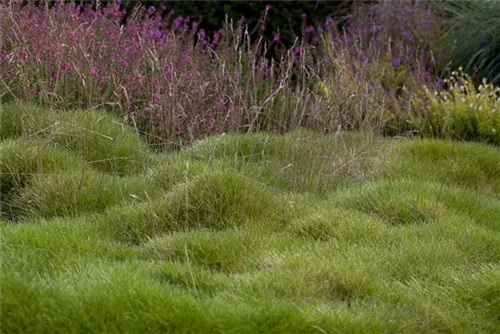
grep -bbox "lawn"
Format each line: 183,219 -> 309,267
1,103 -> 499,333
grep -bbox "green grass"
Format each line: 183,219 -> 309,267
1,104 -> 500,333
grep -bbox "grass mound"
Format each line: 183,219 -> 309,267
0,103 -> 155,174
0,103 -> 51,140
46,109 -> 154,173
142,229 -> 266,274
0,139 -> 86,219
336,180 -> 446,225
185,130 -> 383,194
10,170 -> 161,219
385,139 -> 500,195
97,170 -> 288,243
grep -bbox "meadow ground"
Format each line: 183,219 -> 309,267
1,103 -> 500,333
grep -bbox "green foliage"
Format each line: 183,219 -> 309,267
432,0 -> 500,85
0,139 -> 86,219
185,130 -> 383,194
417,71 -> 500,145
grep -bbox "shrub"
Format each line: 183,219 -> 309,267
416,70 -> 500,145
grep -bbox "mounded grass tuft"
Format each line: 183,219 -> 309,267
385,138 -> 500,195
0,103 -> 155,174
0,139 -> 86,219
0,102 -> 52,140
96,170 -> 289,244
150,153 -> 230,191
287,206 -> 388,243
142,228 -> 267,274
10,170 -> 162,219
185,130 -> 383,194
45,109 -> 155,174
336,180 -> 447,225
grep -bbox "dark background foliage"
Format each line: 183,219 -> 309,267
31,0 -> 375,46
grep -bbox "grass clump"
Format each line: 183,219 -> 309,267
385,138 -> 500,195
0,103 -> 52,140
142,228 -> 265,274
0,139 -> 86,219
186,130 -> 383,194
0,103 -> 155,174
97,169 -> 288,243
336,180 -> 446,225
10,170 -> 161,219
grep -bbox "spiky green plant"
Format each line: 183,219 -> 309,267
432,0 -> 500,85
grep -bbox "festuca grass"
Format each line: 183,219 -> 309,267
2,109 -> 500,333
0,102 -> 156,174
10,169 -> 162,219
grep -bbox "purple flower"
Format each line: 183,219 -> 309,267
223,48 -> 231,57
208,118 -> 216,127
186,72 -> 193,80
294,47 -> 301,56
391,57 -> 401,68
325,17 -> 334,28
323,55 -> 331,63
25,90 -> 37,98
342,35 -> 352,44
90,67 -> 98,75
272,33 -> 280,43
172,17 -> 182,29
305,26 -> 315,34
150,29 -> 163,40
147,6 -> 156,14
69,32 -> 78,41
119,59 -> 129,68
182,54 -> 191,65
63,64 -> 73,73
265,4 -> 272,12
